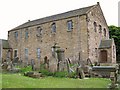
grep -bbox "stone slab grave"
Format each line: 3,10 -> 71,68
24,71 -> 42,78
92,66 -> 119,89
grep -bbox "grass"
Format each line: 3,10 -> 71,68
1,73 -> 111,88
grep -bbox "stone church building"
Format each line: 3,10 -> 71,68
7,2 -> 116,69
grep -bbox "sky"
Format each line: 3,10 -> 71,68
0,0 -> 119,39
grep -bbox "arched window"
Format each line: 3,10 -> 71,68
36,26 -> 42,37
99,25 -> 102,33
51,23 -> 56,33
93,22 -> 97,32
103,28 -> 106,37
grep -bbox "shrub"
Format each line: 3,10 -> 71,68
40,69 -> 54,76
20,66 -> 32,73
54,71 -> 68,78
68,72 -> 76,78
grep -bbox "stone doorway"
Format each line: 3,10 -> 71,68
100,50 -> 107,63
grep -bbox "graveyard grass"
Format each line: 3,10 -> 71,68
1,73 -> 111,88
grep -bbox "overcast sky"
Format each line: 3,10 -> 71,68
0,0 -> 119,39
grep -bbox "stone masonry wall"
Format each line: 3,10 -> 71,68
87,4 -> 110,63
8,15 -> 88,67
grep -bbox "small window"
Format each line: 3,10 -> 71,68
36,26 -> 42,37
95,48 -> 97,57
14,31 -> 18,40
93,22 -> 97,32
25,48 -> 28,64
14,49 -> 18,58
51,23 -> 56,33
67,20 -> 73,31
99,25 -> 102,33
103,28 -> 106,37
25,48 -> 28,58
113,46 -> 115,58
37,48 -> 41,58
25,29 -> 29,39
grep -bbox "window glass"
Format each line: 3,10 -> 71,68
14,31 -> 18,40
51,23 -> 56,33
37,48 -> 41,58
67,20 -> 73,31
103,28 -> 106,37
25,30 -> 28,39
93,22 -> 97,32
99,25 -> 102,33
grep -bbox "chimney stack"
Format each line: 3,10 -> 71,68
97,2 -> 100,5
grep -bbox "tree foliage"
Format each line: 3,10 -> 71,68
109,25 -> 120,62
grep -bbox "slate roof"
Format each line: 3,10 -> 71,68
99,40 -> 112,49
10,4 -> 96,31
2,40 -> 10,49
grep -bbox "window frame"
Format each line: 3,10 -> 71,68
36,26 -> 43,36
14,31 -> 18,40
67,20 -> 73,31
99,25 -> 102,33
93,22 -> 97,32
14,49 -> 18,58
37,48 -> 41,59
25,48 -> 28,58
103,28 -> 106,37
25,29 -> 29,39
51,23 -> 56,33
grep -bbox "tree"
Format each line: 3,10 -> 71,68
109,25 -> 120,63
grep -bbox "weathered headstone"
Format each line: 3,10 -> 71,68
31,59 -> 35,71
76,66 -> 85,79
44,56 -> 49,70
49,56 -> 57,73
24,71 -> 42,78
2,60 -> 8,70
7,61 -> 13,71
56,49 -> 66,71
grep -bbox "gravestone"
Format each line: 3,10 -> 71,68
76,66 -> 85,79
1,60 -> 8,70
56,49 -> 66,71
24,71 -> 42,78
31,59 -> 35,71
44,56 -> 49,70
49,56 -> 57,73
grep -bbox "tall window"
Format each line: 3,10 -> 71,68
93,22 -> 97,32
25,48 -> 28,58
95,48 -> 97,57
36,26 -> 42,37
37,48 -> 41,58
25,48 -> 28,64
113,46 -> 115,58
67,20 -> 73,31
14,49 -> 18,58
25,29 -> 29,39
14,31 -> 18,40
51,23 -> 56,33
99,25 -> 102,33
103,28 -> 106,37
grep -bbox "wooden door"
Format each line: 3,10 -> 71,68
100,50 -> 107,63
